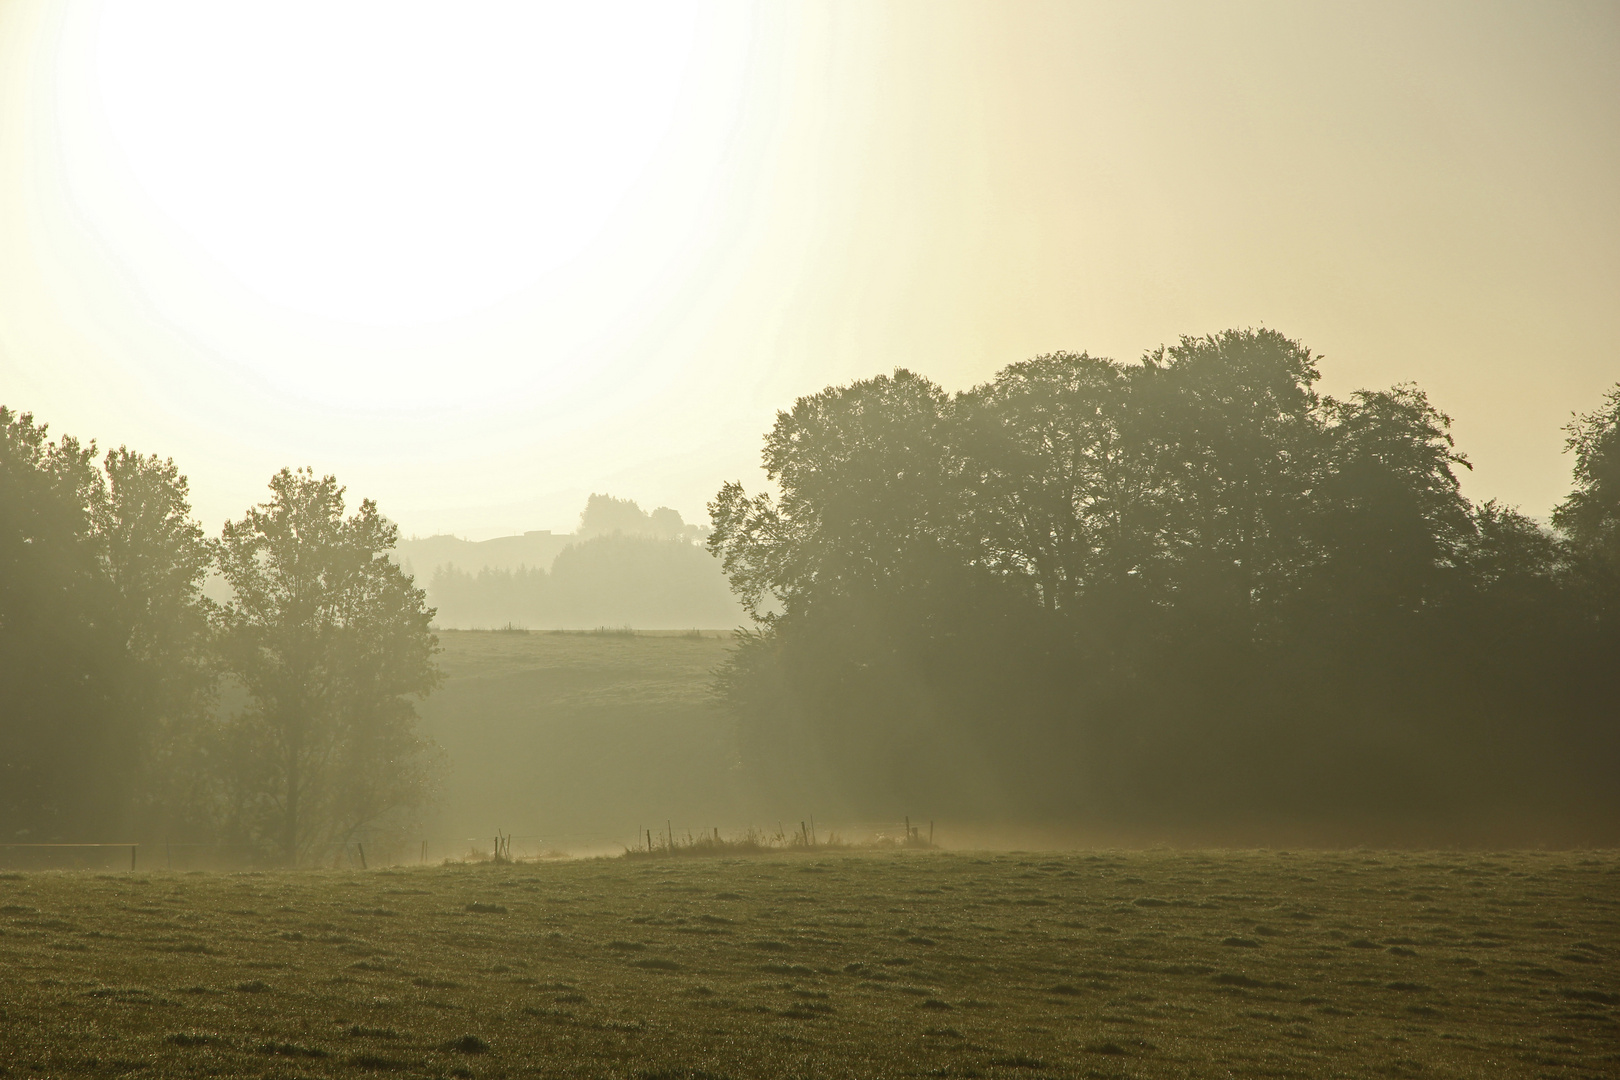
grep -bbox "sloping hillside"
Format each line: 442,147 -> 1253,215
416,630 -> 742,850
396,531 -> 572,577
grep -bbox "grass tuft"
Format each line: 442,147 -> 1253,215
443,1034 -> 490,1054
164,1031 -> 218,1047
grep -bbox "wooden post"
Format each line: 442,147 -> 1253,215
421,840 -> 427,863
667,821 -> 672,851
810,816 -> 817,847
646,829 -> 652,852
130,845 -> 137,872
357,843 -> 367,870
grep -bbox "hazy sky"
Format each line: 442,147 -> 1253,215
2,0 -> 1615,538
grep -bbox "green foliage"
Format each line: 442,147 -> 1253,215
0,409 -> 213,841
709,333 -> 1619,830
1554,384 -> 1620,572
214,467 -> 442,865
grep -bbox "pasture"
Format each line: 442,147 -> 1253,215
417,629 -> 742,849
1,849 -> 1616,1078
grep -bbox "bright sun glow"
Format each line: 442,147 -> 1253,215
91,1 -> 702,327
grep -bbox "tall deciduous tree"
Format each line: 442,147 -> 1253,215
0,409 -> 214,839
216,468 -> 440,865
1554,384 -> 1620,570
708,334 -> 1619,833
0,409 -> 112,836
94,448 -> 217,837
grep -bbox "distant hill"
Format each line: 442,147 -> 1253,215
395,530 -> 572,579
393,494 -> 744,630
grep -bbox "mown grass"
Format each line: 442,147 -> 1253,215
1,850 -> 1615,1078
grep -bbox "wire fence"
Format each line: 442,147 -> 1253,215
0,818 -> 939,872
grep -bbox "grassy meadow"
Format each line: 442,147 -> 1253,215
417,629 -> 742,850
1,849 -> 1616,1079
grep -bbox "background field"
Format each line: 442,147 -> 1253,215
416,630 -> 743,852
1,850 -> 1615,1079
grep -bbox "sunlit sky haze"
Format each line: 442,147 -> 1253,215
1,0 -> 1616,538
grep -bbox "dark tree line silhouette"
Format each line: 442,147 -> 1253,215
0,411 -> 438,862
709,330 -> 1620,838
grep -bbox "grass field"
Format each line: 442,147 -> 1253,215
2,849 -> 1616,1079
417,630 -> 741,849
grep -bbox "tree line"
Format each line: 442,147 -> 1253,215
0,412 -> 438,864
708,330 -> 1620,839
426,494 -> 741,629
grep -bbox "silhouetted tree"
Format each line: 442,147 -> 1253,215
215,468 -> 440,865
580,493 -> 652,537
1554,386 -> 1620,572
709,334 -> 1620,836
0,410 -> 213,840
94,448 -> 216,838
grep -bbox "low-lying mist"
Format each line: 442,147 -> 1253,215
3,330 -> 1617,866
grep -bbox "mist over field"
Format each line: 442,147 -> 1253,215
400,495 -> 744,632
10,330 -> 1616,861
2,3 -> 1618,1076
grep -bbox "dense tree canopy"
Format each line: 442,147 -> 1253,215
1554,386 -> 1620,573
216,468 -> 441,865
2,415 -> 443,863
710,331 -> 1620,838
0,410 -> 214,841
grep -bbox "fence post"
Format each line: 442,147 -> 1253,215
357,842 -> 367,870
130,845 -> 137,872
